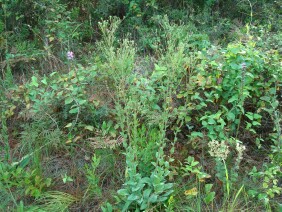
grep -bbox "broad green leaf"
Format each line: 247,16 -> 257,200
143,189 -> 152,199
205,184 -> 213,193
245,112 -> 253,120
69,107 -> 79,114
204,192 -> 215,204
51,84 -> 58,90
140,202 -> 148,210
78,99 -> 87,105
228,96 -> 238,103
65,97 -> 73,105
253,113 -> 262,119
227,111 -> 235,121
127,194 -> 139,201
260,96 -> 270,102
208,118 -> 216,125
148,194 -> 158,203
132,184 -> 144,192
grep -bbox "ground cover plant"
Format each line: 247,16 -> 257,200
0,0 -> 281,211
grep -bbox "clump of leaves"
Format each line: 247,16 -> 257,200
116,145 -> 173,211
0,162 -> 51,198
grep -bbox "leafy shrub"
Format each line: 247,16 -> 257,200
84,154 -> 102,198
117,145 -> 173,211
6,64 -> 100,130
0,162 -> 51,198
248,164 -> 282,205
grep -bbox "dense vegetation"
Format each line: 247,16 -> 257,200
0,0 -> 281,211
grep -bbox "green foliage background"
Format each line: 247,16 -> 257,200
0,0 -> 281,211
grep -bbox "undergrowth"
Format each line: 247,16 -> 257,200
0,1 -> 281,211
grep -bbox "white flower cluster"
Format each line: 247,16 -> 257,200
208,140 -> 230,160
235,140 -> 246,168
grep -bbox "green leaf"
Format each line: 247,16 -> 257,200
148,194 -> 158,203
122,201 -> 132,212
228,96 -> 238,103
152,104 -> 161,110
69,107 -> 79,114
84,125 -> 94,131
260,96 -> 270,102
51,84 -> 58,90
65,123 -> 72,128
65,97 -> 73,105
41,78 -> 47,85
57,90 -> 63,96
31,76 -> 39,87
140,202 -> 148,210
50,72 -> 57,77
19,156 -> 30,168
246,112 -> 253,120
127,194 -> 139,201
247,189 -> 258,197
140,177 -> 151,184
208,118 -> 216,125
205,184 -> 213,193
143,189 -> 152,199
246,122 -> 252,129
117,189 -> 129,196
191,160 -> 199,166
78,99 -> 87,105
253,113 -> 262,119
204,192 -> 215,204
252,121 -> 261,126
191,132 -> 203,138
132,184 -> 145,192
227,111 -> 235,121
